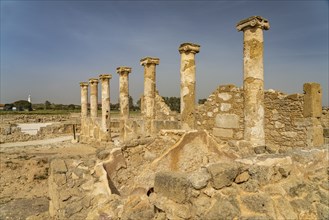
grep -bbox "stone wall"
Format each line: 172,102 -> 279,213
196,84 -> 325,148
0,114 -> 71,124
264,91 -> 307,149
196,84 -> 244,141
0,123 -> 77,143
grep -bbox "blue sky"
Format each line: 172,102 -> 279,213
1,0 -> 328,106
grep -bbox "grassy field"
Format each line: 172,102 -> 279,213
0,110 -> 141,116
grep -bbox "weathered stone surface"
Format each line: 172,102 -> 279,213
179,42 -> 200,130
235,171 -> 250,184
207,162 -> 239,189
316,203 -> 329,220
51,159 -> 67,174
241,193 -> 275,217
121,195 -> 154,220
303,83 -> 322,118
204,196 -> 240,219
153,194 -> 192,219
99,74 -> 112,141
141,57 -> 159,134
254,145 -> 266,154
154,171 -> 191,203
89,78 -> 99,118
213,128 -> 233,138
236,16 -> 269,147
215,114 -> 239,128
188,167 -> 211,190
218,93 -> 232,101
273,197 -> 298,219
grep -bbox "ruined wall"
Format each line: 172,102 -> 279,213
141,91 -> 177,121
264,91 -> 307,149
196,84 -> 244,141
196,84 -> 324,148
154,91 -> 177,121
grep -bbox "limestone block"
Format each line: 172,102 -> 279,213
282,131 -> 297,138
241,193 -> 275,218
215,114 -> 239,128
207,162 -> 239,189
274,121 -> 285,129
213,128 -> 233,138
204,196 -> 240,219
220,103 -> 232,111
51,159 -> 67,174
273,197 -> 298,219
218,93 -> 232,101
154,171 -> 191,203
235,171 -> 250,184
188,167 -> 211,190
121,194 -> 154,220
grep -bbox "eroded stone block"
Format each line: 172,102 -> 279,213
213,128 -> 233,138
215,114 -> 239,128
154,171 -> 191,203
207,162 -> 239,189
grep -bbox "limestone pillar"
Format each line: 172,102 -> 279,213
116,66 -> 132,141
89,78 -> 99,118
236,16 -> 270,147
303,83 -> 322,118
303,82 -> 323,146
99,74 -> 112,141
140,57 -> 160,133
80,82 -> 89,118
178,43 -> 200,130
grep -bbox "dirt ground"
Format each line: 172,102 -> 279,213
0,140 -> 96,220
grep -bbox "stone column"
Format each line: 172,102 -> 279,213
80,82 -> 89,118
236,16 -> 270,147
178,43 -> 200,130
89,78 -> 99,119
140,57 -> 160,133
116,66 -> 132,141
99,74 -> 112,141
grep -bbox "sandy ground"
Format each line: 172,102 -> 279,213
0,138 -> 96,220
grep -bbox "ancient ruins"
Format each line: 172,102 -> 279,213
2,16 -> 326,220
78,16 -> 324,149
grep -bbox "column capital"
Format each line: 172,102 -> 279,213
116,66 -> 132,75
179,43 -> 200,54
80,82 -> 89,87
89,78 -> 99,84
99,74 -> 112,80
236,16 -> 270,32
140,57 -> 160,66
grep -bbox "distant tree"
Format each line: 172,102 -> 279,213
54,104 -> 63,110
68,104 -> 76,110
44,100 -> 51,110
198,99 -> 207,105
110,103 -> 119,111
162,96 -> 180,112
13,100 -> 32,111
129,96 -> 134,110
4,104 -> 14,111
136,98 -> 141,110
